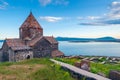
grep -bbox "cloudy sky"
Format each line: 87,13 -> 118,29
0,0 -> 120,39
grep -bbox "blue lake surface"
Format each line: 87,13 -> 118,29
0,42 -> 3,48
59,41 -> 120,57
0,41 -> 120,57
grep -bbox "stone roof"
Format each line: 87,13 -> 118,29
51,50 -> 64,57
20,12 -> 43,30
5,36 -> 58,50
6,39 -> 31,51
10,46 -> 31,51
44,36 -> 58,44
28,36 -> 43,47
28,36 -> 58,47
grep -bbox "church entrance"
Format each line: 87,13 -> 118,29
26,55 -> 30,59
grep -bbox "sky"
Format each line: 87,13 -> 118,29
0,0 -> 120,39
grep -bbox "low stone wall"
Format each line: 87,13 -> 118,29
50,59 -> 110,80
109,70 -> 120,80
62,66 -> 96,80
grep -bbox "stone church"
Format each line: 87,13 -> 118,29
0,12 -> 64,62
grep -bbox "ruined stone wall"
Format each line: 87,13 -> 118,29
109,70 -> 120,80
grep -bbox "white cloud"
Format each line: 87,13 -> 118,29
111,1 -> 120,7
77,16 -> 101,20
107,1 -> 120,19
39,0 -> 51,6
87,16 -> 100,20
0,0 -> 8,9
79,22 -> 108,26
79,1 -> 120,26
39,16 -> 63,22
39,0 -> 69,6
54,0 -> 69,5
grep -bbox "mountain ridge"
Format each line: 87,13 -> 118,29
56,36 -> 120,42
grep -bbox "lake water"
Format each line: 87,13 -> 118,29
0,41 -> 120,57
0,42 -> 3,48
59,41 -> 120,57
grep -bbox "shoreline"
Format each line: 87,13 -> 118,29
64,55 -> 120,58
64,55 -> 120,64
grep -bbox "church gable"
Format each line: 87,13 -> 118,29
33,37 -> 52,57
20,12 -> 42,29
1,40 -> 9,51
1,41 -> 10,61
33,37 -> 51,50
19,12 -> 43,40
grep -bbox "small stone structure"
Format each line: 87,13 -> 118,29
0,12 -> 64,62
74,62 -> 81,68
74,60 -> 90,71
80,60 -> 90,71
109,70 -> 120,80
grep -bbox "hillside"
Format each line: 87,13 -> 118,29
56,37 -> 120,42
95,37 -> 118,42
0,58 -> 74,80
56,37 -> 94,41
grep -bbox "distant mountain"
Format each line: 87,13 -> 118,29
95,37 -> 118,42
56,37 -> 94,41
56,37 -> 120,42
97,37 -> 116,40
0,40 -> 4,42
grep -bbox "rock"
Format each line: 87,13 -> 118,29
89,57 -> 95,61
80,60 -> 90,71
112,58 -> 116,61
83,57 -> 89,60
74,62 -> 81,68
109,70 -> 120,80
74,60 -> 90,71
101,61 -> 106,64
99,57 -> 103,60
106,57 -> 109,60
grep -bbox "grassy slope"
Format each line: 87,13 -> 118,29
55,58 -> 120,77
0,58 -> 74,80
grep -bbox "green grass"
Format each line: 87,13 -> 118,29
0,58 -> 74,80
90,62 -> 120,77
55,58 -> 80,65
29,65 -> 72,80
55,58 -> 120,77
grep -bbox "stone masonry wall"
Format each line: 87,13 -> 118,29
14,50 -> 33,62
